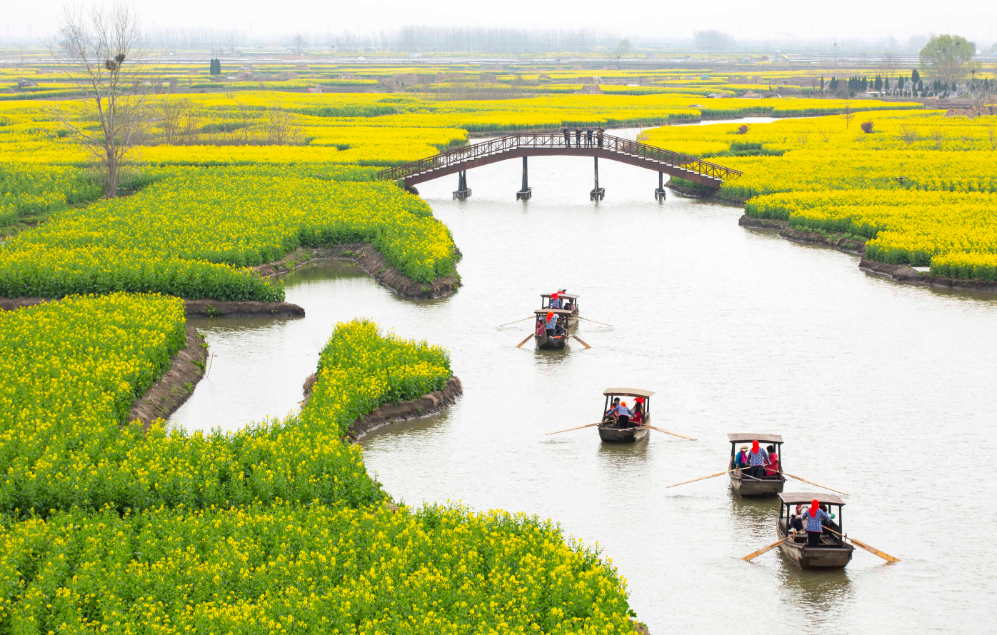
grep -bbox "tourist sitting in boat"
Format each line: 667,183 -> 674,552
747,440 -> 769,479
789,510 -> 805,533
734,446 -> 749,470
765,444 -> 780,477
549,292 -> 562,309
802,499 -> 833,548
631,398 -> 645,424
603,397 -> 621,421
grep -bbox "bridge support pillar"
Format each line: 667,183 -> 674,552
590,157 -> 605,201
655,171 -> 667,201
453,170 -> 471,200
516,156 -> 532,200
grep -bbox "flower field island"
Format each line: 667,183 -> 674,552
0,304 -> 634,632
641,109 -> 997,287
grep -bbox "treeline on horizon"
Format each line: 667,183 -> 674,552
8,24 -> 995,57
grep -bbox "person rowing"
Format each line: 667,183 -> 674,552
802,498 -> 833,548
746,439 -> 769,479
608,400 -> 635,428
544,311 -> 559,336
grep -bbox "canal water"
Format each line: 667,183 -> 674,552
171,131 -> 997,634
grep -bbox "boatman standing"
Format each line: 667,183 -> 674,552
747,440 -> 769,479
802,499 -> 832,548
608,400 -> 635,428
544,311 -> 559,336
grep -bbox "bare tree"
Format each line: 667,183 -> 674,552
52,3 -> 147,198
898,124 -> 920,147
265,100 -> 302,145
157,97 -> 201,145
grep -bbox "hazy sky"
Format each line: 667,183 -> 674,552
3,0 -> 996,43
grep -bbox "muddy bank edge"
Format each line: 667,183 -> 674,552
739,214 -> 997,293
257,242 -> 460,300
301,375 -> 463,442
129,325 -> 208,431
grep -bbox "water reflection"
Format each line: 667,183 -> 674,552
729,492 -> 779,537
776,566 -> 853,617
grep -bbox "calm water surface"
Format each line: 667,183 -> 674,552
171,133 -> 997,634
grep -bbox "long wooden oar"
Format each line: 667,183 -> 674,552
667,468 -> 737,488
498,316 -> 535,328
825,528 -> 899,562
515,333 -> 534,348
646,425 -> 696,441
783,473 -> 848,496
742,534 -> 794,561
577,316 -> 614,327
545,421 -> 605,435
571,335 -> 592,349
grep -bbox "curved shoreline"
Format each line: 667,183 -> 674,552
738,214 -> 997,293
129,325 -> 208,432
256,242 -> 461,300
301,375 -> 463,442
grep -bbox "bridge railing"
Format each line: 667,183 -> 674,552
376,132 -> 742,183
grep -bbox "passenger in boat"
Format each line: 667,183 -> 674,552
765,444 -> 780,477
563,126 -> 571,147
734,446 -> 749,470
788,510 -> 805,533
544,311 -> 558,336
747,440 -> 770,478
802,499 -> 832,548
575,126 -> 582,145
549,292 -> 562,309
604,397 -> 621,422
586,127 -> 594,146
631,398 -> 645,425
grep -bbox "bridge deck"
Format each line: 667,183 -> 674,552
377,132 -> 741,189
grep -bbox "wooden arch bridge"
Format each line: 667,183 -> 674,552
377,131 -> 741,201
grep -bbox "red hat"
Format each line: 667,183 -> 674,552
621,401 -> 627,407
809,499 -> 820,518
552,292 -> 559,299
546,311 -> 553,321
635,397 -> 644,403
752,440 -> 760,453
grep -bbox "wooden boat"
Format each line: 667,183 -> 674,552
776,492 -> 854,569
727,433 -> 786,497
598,388 -> 654,443
533,309 -> 574,349
540,292 -> 579,329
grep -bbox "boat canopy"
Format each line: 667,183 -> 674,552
534,309 -> 574,315
541,293 -> 579,300
603,388 -> 655,398
727,433 -> 783,444
779,492 -> 845,506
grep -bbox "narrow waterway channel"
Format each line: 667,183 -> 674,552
171,128 -> 997,634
